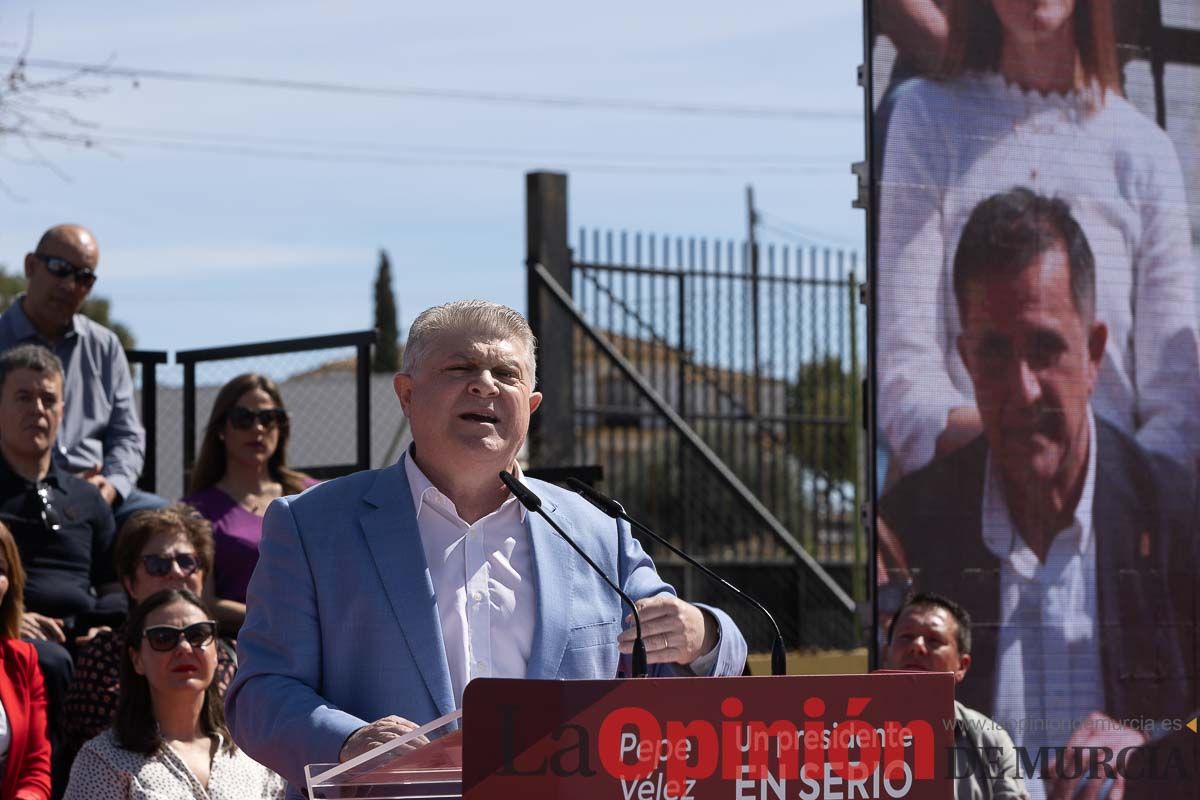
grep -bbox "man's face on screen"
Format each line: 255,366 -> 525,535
956,241 -> 1104,488
394,328 -> 542,477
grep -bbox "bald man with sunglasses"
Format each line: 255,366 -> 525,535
0,224 -> 166,526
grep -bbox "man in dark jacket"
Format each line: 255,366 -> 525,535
880,188 -> 1197,800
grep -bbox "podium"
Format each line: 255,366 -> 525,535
306,672 -> 954,799
305,710 -> 465,798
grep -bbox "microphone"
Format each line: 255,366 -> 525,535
564,477 -> 788,676
499,471 -> 648,678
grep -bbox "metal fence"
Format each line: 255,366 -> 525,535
177,331 -> 374,492
526,172 -> 864,652
128,330 -> 398,499
126,349 -> 168,493
1115,0 -> 1200,130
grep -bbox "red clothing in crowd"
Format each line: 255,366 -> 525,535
0,638 -> 51,800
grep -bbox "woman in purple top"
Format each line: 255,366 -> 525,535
182,374 -> 316,634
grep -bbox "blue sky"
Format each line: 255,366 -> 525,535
0,2 -> 865,351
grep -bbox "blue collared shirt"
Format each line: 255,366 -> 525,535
0,296 -> 145,499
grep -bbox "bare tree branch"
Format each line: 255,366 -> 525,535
0,14 -> 112,189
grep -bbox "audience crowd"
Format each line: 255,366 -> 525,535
0,225 -> 299,797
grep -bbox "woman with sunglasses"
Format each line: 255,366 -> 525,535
183,374 -> 316,634
0,522 -> 51,800
62,506 -> 236,762
64,589 -> 283,799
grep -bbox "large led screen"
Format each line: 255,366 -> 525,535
870,2 -> 1199,797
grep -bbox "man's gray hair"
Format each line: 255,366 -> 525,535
401,300 -> 538,387
0,344 -> 64,393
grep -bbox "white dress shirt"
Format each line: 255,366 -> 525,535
878,72 -> 1199,475
405,452 -> 536,709
984,412 -> 1102,800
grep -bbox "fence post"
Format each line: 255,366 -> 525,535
525,171 -> 575,466
141,359 -> 158,493
182,360 -> 196,496
127,350 -> 168,494
357,337 -> 373,471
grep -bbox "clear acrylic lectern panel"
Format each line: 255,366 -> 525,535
305,710 -> 462,799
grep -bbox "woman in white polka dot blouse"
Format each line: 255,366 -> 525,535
63,590 -> 282,800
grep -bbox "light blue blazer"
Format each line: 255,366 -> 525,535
224,461 -> 748,792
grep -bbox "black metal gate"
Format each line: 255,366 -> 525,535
526,171 -> 863,651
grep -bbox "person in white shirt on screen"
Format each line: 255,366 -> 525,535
876,0 -> 1199,476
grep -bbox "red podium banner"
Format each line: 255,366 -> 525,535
462,672 -> 954,800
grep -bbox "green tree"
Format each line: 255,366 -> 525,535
787,356 -> 859,486
80,296 -> 136,350
0,266 -> 25,310
372,249 -> 400,373
0,264 -> 136,349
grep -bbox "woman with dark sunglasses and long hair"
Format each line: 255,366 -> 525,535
183,374 -> 316,634
64,589 -> 282,799
62,506 -> 236,761
0,522 -> 51,800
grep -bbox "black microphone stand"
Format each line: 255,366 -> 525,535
564,477 -> 788,676
499,472 -> 648,678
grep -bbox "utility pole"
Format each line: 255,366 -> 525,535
746,185 -> 764,495
746,184 -> 762,416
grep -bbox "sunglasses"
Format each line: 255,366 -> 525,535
227,406 -> 288,430
142,620 -> 217,652
140,552 -> 201,577
31,484 -> 62,533
38,255 -> 97,289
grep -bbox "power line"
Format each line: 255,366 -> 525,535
760,220 -> 862,251
5,57 -> 862,122
98,123 -> 855,167
759,211 -> 863,251
17,129 -> 845,177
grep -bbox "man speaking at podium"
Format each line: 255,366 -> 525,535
225,300 -> 748,792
